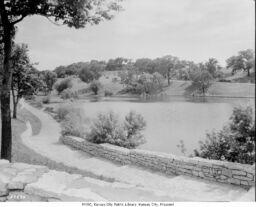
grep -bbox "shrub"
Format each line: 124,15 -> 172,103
31,100 -> 43,109
42,96 -> 51,104
104,90 -> 113,97
112,77 -> 118,83
44,107 -> 55,113
120,72 -> 165,95
218,79 -> 232,83
60,88 -> 78,100
194,106 -> 255,164
87,111 -> 122,144
78,87 -> 90,95
79,66 -> 101,83
54,78 -> 72,94
123,111 -> 146,148
56,104 -> 72,121
89,81 -> 102,95
87,111 -> 146,149
61,110 -> 88,138
56,104 -> 89,137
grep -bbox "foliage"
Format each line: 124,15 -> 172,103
134,58 -> 157,74
61,110 -> 88,138
40,70 -> 57,94
11,44 -> 43,118
56,105 -> 72,121
118,70 -> 138,86
54,78 -> 73,94
54,65 -> 78,78
89,80 -> 102,95
104,89 -> 113,97
87,111 -> 146,149
226,49 -> 255,77
122,111 -> 146,148
60,88 -> 78,100
204,58 -> 222,78
42,96 -> 51,104
121,71 -> 165,95
78,62 -> 102,83
194,106 -> 255,164
191,70 -> 213,95
56,104 -> 89,138
105,57 -> 129,71
177,140 -> 187,155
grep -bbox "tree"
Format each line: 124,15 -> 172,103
191,70 -> 213,95
134,58 -> 156,74
205,58 -> 222,78
154,55 -> 179,86
40,70 -> 57,94
54,78 -> 72,94
11,44 -> 42,118
89,80 -> 102,95
105,57 -> 129,71
0,0 -> 122,161
226,49 -> 255,77
78,61 -> 103,83
54,65 -> 69,78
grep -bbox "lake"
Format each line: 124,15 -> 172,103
71,96 -> 254,156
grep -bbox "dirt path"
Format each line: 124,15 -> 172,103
19,99 -> 254,201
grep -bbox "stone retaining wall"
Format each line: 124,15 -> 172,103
60,136 -> 255,189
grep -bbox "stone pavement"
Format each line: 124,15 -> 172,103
0,159 -> 254,202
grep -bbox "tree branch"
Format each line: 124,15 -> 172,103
43,15 -> 62,26
11,15 -> 27,25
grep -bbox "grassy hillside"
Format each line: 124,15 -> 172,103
165,80 -> 255,98
54,71 -> 255,98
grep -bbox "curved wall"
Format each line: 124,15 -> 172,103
60,135 -> 255,189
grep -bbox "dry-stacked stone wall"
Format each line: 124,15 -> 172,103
61,135 -> 255,189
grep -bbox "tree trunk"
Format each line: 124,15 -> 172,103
1,26 -> 13,161
247,69 -> 250,77
12,91 -> 18,119
167,68 -> 170,86
12,103 -> 17,119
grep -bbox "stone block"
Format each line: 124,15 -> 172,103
0,183 -> 8,196
232,175 -> 253,181
247,173 -> 254,180
192,170 -> 199,177
12,173 -> 39,185
217,175 -> 228,180
231,170 -> 246,176
229,178 -> 240,185
7,182 -> 25,190
198,172 -> 205,178
0,196 -> 7,202
240,180 -> 249,186
202,166 -> 210,173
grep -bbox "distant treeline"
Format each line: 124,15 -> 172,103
53,49 -> 255,82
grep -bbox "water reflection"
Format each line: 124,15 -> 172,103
89,94 -> 254,106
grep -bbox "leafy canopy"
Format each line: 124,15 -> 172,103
11,44 -> 42,98
226,49 -> 255,76
0,0 -> 122,28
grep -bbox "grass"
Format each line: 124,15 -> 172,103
0,104 -> 114,180
57,71 -> 255,99
164,80 -> 255,98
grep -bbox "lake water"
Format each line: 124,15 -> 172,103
73,96 -> 254,156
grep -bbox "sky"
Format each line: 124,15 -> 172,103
15,0 -> 255,71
